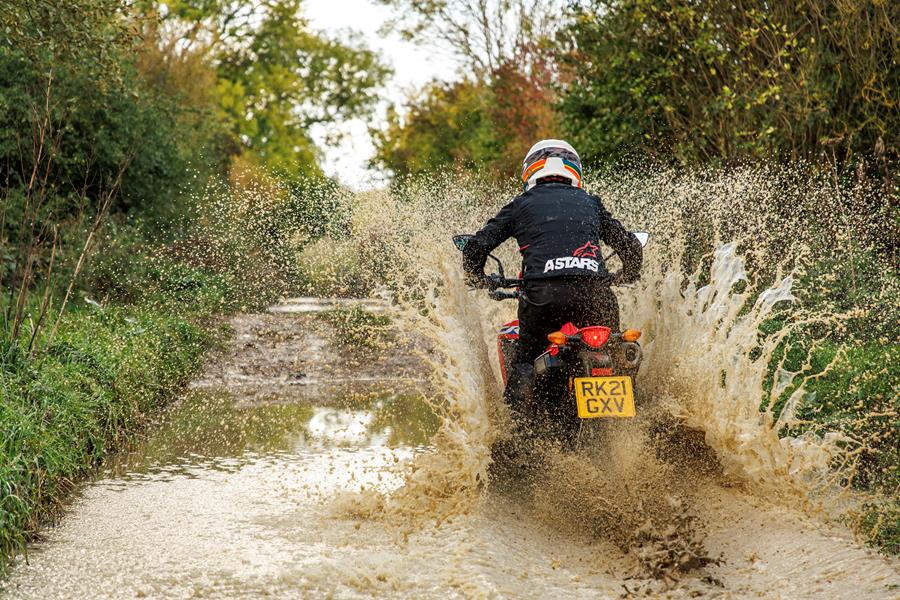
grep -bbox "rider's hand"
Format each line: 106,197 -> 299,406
483,273 -> 504,290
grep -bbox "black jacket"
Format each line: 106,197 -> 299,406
463,182 -> 642,282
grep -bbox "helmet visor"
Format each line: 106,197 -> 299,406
522,147 -> 583,182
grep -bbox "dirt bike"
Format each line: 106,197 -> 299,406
452,232 -> 650,447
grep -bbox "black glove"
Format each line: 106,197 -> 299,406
484,273 -> 505,290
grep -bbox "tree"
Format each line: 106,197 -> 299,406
556,0 -> 900,174
376,0 -> 564,79
0,0 -> 214,343
0,0 -> 210,220
373,1 -> 563,180
141,0 -> 390,178
372,64 -> 560,180
372,79 -> 499,176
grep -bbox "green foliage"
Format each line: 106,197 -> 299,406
0,298 -> 217,572
0,0 -> 133,78
0,0 -> 222,223
858,503 -> 900,556
759,245 -> 898,555
557,0 -> 900,171
372,1 -> 564,181
769,337 -> 898,489
373,79 -> 502,176
144,0 -> 390,179
1,0 -> 389,317
373,64 -> 560,180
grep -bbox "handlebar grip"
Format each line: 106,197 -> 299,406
489,290 -> 521,301
484,274 -> 523,290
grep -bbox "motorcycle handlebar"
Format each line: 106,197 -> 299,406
483,273 -> 622,301
484,274 -> 523,289
489,289 -> 522,301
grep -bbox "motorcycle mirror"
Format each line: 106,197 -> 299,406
488,254 -> 505,278
634,232 -> 650,247
452,234 -> 473,251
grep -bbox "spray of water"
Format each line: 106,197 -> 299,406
208,165 -> 894,575
8,163 -> 892,597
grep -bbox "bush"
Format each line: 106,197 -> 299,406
858,503 -> 900,556
558,0 -> 900,172
0,290 -> 221,572
0,0 -> 223,227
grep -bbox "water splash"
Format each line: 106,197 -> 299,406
328,166 -> 891,543
623,241 -> 844,503
5,166 -> 896,597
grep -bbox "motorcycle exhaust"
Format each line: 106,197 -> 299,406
617,341 -> 643,370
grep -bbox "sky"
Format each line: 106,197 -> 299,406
303,0 -> 458,189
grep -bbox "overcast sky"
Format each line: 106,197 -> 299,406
303,0 -> 458,189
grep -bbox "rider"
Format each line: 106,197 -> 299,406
461,139 -> 643,413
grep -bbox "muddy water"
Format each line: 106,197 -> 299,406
2,306 -> 898,599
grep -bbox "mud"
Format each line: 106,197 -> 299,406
192,310 -> 428,403
1,306 -> 898,599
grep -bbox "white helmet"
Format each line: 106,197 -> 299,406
521,139 -> 583,191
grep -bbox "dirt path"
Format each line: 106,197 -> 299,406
2,307 -> 897,599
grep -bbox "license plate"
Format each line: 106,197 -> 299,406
573,376 -> 635,418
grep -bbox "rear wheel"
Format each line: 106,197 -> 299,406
529,370 -> 581,447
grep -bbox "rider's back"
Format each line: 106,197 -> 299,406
505,182 -> 619,280
462,139 -> 641,287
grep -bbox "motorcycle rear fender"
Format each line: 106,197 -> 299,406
535,346 -> 614,378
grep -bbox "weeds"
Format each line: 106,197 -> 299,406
0,264 -> 224,573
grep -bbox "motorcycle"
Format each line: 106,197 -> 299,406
452,232 -> 650,447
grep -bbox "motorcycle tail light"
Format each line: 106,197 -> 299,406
580,326 -> 611,349
592,368 -> 613,376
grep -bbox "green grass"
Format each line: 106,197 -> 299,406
0,266 -> 227,573
794,342 -> 900,555
759,253 -> 899,555
858,503 -> 900,556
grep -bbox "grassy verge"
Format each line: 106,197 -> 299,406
794,342 -> 899,555
0,263 -> 229,573
760,252 -> 899,555
803,343 -> 899,555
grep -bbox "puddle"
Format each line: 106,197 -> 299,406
1,382 -> 439,599
2,310 -> 897,600
100,388 -> 439,479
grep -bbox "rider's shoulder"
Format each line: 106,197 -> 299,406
581,188 -> 607,206
514,184 -> 603,206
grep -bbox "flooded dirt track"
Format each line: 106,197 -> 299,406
2,305 -> 898,599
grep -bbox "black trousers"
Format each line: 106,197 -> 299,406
504,278 -> 620,412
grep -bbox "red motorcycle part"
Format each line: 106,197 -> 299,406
579,325 -> 611,349
497,320 -> 519,385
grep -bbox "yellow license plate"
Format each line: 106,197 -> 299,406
573,376 -> 635,418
